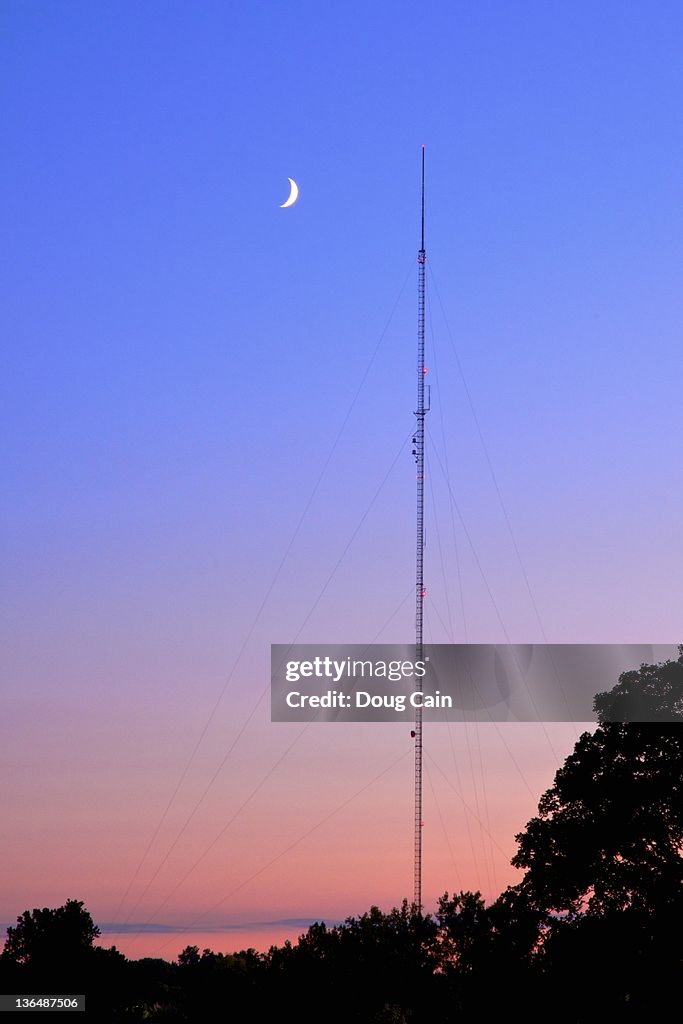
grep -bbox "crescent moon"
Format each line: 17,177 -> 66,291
280,177 -> 299,208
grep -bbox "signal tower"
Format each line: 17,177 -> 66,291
413,146 -> 428,909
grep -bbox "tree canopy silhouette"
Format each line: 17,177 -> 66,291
513,726 -> 683,916
2,899 -> 100,967
503,651 -> 683,1016
593,645 -> 683,722
513,650 -> 683,917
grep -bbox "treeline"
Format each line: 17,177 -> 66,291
2,653 -> 682,1022
1,884 -> 679,1022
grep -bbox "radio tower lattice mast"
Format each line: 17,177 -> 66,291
414,146 -> 428,909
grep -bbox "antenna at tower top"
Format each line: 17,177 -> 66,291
421,145 -> 425,252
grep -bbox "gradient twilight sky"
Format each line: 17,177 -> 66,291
2,1 -> 682,960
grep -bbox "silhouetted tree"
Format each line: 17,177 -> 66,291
593,646 -> 683,722
436,890 -> 489,973
2,899 -> 99,967
436,886 -> 541,975
0,901 -> 137,1022
174,944 -> 266,1022
513,721 -> 683,915
433,887 -> 544,1017
177,944 -> 201,967
509,654 -> 683,1017
266,902 -> 440,1023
